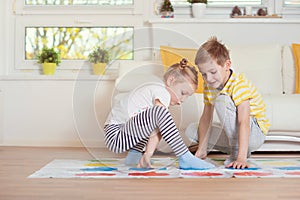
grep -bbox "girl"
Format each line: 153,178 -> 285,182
104,59 -> 214,169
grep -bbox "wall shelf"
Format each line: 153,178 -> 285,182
0,75 -> 117,81
231,15 -> 282,19
148,18 -> 300,24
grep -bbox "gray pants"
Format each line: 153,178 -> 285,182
185,95 -> 266,156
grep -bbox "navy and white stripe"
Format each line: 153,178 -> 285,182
104,105 -> 188,157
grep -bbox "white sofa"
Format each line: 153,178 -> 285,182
114,43 -> 300,152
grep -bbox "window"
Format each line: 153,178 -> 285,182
170,0 -> 190,6
171,0 -> 262,6
14,0 -> 143,71
277,0 -> 300,15
284,0 -> 300,7
16,0 -> 142,14
168,0 -> 300,17
171,0 -> 299,7
25,27 -> 133,61
24,0 -> 133,6
169,0 -> 264,17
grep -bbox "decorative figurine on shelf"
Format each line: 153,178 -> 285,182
257,8 -> 268,16
160,0 -> 174,18
230,6 -> 242,17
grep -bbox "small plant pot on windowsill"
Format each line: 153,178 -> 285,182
88,46 -> 111,75
93,63 -> 106,75
42,63 -> 57,75
37,46 -> 61,75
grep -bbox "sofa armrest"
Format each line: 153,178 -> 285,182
263,94 -> 300,132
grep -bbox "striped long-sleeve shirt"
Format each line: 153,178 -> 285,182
203,70 -> 270,135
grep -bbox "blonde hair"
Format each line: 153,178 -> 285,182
163,58 -> 198,89
195,36 -> 230,67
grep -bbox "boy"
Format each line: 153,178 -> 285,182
185,37 -> 270,169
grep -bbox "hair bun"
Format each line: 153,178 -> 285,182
179,58 -> 188,69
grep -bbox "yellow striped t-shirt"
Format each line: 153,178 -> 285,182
203,70 -> 270,135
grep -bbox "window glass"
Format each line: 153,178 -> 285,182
14,1 -> 140,70
25,27 -> 134,61
171,0 -> 262,6
25,0 -> 133,6
208,0 -> 262,6
170,0 -> 190,5
284,0 -> 300,7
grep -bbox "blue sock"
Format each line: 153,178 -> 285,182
125,149 -> 142,166
178,151 -> 215,170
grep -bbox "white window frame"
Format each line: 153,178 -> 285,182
276,0 -> 300,16
156,0 -> 300,17
15,16 -> 139,70
15,0 -> 143,15
13,0 -> 143,70
159,0 -> 267,17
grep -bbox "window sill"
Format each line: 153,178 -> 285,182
0,74 -> 118,81
148,18 -> 300,24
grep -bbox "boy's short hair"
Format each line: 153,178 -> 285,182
195,36 -> 230,67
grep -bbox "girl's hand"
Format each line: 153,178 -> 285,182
137,153 -> 152,168
195,149 -> 207,160
226,158 -> 249,169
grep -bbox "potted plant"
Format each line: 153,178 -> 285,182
188,0 -> 207,18
160,0 -> 174,18
88,46 -> 111,75
37,46 -> 61,75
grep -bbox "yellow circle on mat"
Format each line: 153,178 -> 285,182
84,163 -> 117,167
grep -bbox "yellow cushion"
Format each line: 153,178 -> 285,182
292,43 -> 300,94
160,45 -> 203,93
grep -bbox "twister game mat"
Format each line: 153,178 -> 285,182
28,157 -> 300,179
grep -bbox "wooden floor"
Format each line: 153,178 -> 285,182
0,146 -> 300,200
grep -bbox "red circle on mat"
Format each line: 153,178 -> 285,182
234,172 -> 272,176
128,172 -> 169,176
181,172 -> 223,176
285,171 -> 300,175
76,173 -> 116,176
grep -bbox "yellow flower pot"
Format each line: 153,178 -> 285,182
42,63 -> 57,75
93,63 -> 106,75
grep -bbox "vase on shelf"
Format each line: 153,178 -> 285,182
42,63 -> 57,75
92,63 -> 106,75
191,3 -> 206,18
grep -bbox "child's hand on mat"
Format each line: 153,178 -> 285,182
137,153 -> 152,168
226,158 -> 249,169
195,149 -> 207,160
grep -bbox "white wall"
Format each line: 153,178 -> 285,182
148,19 -> 300,49
1,1 -> 300,147
0,3 -> 4,75
1,78 -> 115,147
0,2 -> 5,144
0,90 -> 3,145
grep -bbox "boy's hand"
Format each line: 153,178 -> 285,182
225,158 -> 249,169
